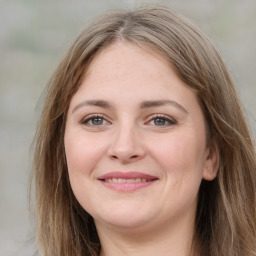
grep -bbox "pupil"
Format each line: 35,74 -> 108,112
155,118 -> 165,125
92,118 -> 103,125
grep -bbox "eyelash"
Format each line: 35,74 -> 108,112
81,114 -> 110,127
147,115 -> 177,127
81,114 -> 177,127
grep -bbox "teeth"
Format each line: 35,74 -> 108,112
104,178 -> 150,183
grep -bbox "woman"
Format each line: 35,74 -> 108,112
32,6 -> 256,256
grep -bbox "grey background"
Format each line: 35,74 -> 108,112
0,0 -> 255,255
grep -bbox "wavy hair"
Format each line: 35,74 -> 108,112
31,6 -> 256,256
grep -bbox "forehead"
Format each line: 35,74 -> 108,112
87,41 -> 170,76
68,42 -> 203,119
79,41 -> 186,95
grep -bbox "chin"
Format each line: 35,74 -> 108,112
93,208 -> 157,232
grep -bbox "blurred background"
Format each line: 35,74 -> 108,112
0,0 -> 255,255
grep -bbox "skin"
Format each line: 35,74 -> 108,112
64,41 -> 219,256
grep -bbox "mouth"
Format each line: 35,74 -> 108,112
104,178 -> 154,183
97,172 -> 158,191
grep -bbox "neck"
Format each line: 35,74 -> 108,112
96,216 -> 197,256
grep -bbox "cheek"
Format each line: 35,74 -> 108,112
64,131 -> 106,179
150,131 -> 206,179
144,131 -> 206,218
64,131 -> 107,211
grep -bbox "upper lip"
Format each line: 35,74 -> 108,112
97,171 -> 158,180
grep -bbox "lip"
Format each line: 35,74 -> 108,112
97,171 -> 158,191
98,171 -> 158,180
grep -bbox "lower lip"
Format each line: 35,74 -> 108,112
99,180 -> 157,191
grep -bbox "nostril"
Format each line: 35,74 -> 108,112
110,154 -> 140,161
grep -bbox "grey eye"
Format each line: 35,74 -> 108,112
91,117 -> 104,125
148,116 -> 176,127
154,118 -> 167,126
82,115 -> 108,126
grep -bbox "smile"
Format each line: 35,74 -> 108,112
98,172 -> 158,191
104,178 -> 151,183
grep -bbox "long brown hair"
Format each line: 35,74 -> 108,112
31,6 -> 256,256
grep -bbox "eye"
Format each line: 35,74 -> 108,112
81,114 -> 109,127
148,115 -> 176,127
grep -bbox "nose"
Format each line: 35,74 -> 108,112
107,125 -> 146,163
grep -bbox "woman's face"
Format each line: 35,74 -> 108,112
64,42 -> 218,234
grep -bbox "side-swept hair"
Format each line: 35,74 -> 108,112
31,6 -> 256,256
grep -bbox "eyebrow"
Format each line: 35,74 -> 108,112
72,99 -> 187,114
139,100 -> 188,113
72,100 -> 113,113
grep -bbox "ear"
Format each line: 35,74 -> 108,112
202,142 -> 219,181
